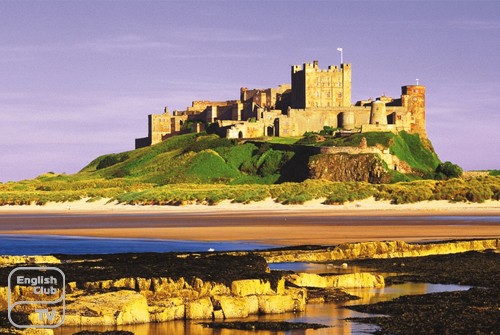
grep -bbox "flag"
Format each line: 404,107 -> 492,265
337,48 -> 343,52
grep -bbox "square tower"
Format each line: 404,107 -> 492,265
291,61 -> 351,108
402,85 -> 426,138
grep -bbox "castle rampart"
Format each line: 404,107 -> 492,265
135,59 -> 427,149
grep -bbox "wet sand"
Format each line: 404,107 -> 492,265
0,199 -> 499,245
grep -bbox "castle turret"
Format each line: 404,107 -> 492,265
342,111 -> 355,130
402,85 -> 426,138
370,100 -> 388,125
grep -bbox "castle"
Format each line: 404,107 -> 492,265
135,61 -> 426,148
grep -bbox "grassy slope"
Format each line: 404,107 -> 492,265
66,131 -> 441,186
79,133 -> 291,185
5,131 -> 486,206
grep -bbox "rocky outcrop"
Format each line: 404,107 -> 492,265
255,239 -> 500,263
217,296 -> 249,319
286,272 -> 384,289
0,255 -> 60,266
308,153 -> 387,183
2,276 -> 306,327
3,240 -> 496,328
29,291 -> 150,327
0,329 -> 54,335
185,297 -> 213,320
148,298 -> 184,322
231,279 -> 275,296
258,295 -> 295,314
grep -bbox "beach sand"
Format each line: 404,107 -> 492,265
0,197 -> 499,245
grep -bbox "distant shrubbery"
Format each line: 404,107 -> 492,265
489,170 -> 500,176
1,175 -> 499,206
435,161 -> 463,180
4,131 -> 497,207
96,153 -> 129,170
0,177 -> 153,206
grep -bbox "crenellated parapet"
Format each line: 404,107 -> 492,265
135,58 -> 427,147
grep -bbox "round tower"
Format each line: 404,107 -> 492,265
342,111 -> 355,130
370,100 -> 387,125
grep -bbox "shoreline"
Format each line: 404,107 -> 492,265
0,197 -> 499,216
0,198 -> 498,246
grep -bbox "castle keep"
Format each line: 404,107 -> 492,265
135,61 -> 426,148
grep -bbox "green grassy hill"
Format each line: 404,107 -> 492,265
2,132 -> 499,206
80,133 -> 293,185
79,131 -> 440,185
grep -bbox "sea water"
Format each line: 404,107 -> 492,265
0,234 -> 272,255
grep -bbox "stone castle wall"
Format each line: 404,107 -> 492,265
135,60 -> 427,149
291,61 -> 351,108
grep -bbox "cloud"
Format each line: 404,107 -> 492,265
159,50 -> 265,59
0,28 -> 281,58
173,29 -> 284,43
74,34 -> 179,53
0,34 -> 179,57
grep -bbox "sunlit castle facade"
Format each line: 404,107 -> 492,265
136,61 -> 426,148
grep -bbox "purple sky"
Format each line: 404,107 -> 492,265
1,1 -> 499,182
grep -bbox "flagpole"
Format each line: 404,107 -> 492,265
337,47 -> 343,64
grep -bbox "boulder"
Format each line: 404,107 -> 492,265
111,278 -> 136,290
286,272 -> 384,289
258,295 -> 295,314
285,273 -> 328,288
287,287 -> 307,311
213,309 -> 224,319
327,273 -> 385,288
218,296 -> 248,319
185,297 -> 213,319
245,295 -> 259,315
31,290 -> 150,326
149,297 -> 184,322
231,279 -> 274,296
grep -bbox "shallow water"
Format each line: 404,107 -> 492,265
0,232 -> 477,334
0,234 -> 271,255
268,262 -> 375,274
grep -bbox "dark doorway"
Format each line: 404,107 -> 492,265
387,113 -> 396,124
238,131 -> 243,139
267,126 -> 274,136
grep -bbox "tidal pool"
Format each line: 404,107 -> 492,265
55,270 -> 471,335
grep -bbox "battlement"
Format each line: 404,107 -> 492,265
402,85 -> 425,95
292,61 -> 351,74
136,58 -> 427,149
191,100 -> 237,109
